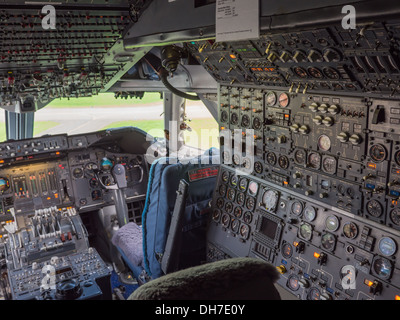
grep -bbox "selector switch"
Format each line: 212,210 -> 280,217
337,132 -> 349,143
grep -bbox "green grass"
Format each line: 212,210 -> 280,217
0,121 -> 60,142
46,92 -> 163,108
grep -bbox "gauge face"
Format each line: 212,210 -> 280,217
366,200 -> 383,218
100,158 -> 113,171
212,209 -> 221,222
294,149 -> 306,165
91,189 -> 102,201
307,287 -> 321,300
243,211 -> 253,224
281,242 -> 293,259
293,66 -> 308,78
221,171 -> 229,183
291,200 -> 303,216
325,215 -> 339,232
0,177 -> 10,193
379,237 -> 397,257
220,110 -> 228,123
321,232 -> 336,251
308,152 -> 321,169
233,206 -> 243,218
231,219 -> 240,233
230,175 -> 238,187
227,188 -> 235,201
343,222 -> 358,239
239,178 -> 248,191
239,224 -> 250,239
265,92 -> 277,106
278,92 -> 290,108
218,184 -> 227,196
303,206 -> 317,222
390,208 -> 400,226
262,189 -> 279,211
253,117 -> 262,130
287,274 -> 300,291
318,135 -> 331,152
323,67 -> 340,80
307,67 -> 323,79
221,214 -> 230,228
266,152 -> 277,165
278,155 -> 289,169
72,167 -> 84,179
369,144 -> 387,163
248,181 -> 258,196
225,201 -> 233,213
230,112 -> 238,125
216,197 -> 224,209
236,192 -> 245,206
254,161 -> 263,174
372,256 -> 393,280
322,156 -> 337,174
395,150 -> 400,166
89,177 -> 99,188
246,197 -> 255,210
222,151 -> 230,164
299,223 -> 313,241
85,162 -> 98,174
232,154 -> 240,166
241,114 -> 250,127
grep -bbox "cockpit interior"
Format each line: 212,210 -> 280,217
0,0 -> 399,307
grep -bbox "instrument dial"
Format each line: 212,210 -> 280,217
322,156 -> 337,174
318,135 -> 331,152
325,215 -> 339,232
308,152 -> 321,169
395,150 -> 400,166
321,232 -> 336,251
307,67 -> 323,79
278,155 -> 289,169
262,189 -> 279,211
390,208 -> 400,226
248,181 -> 258,196
343,221 -> 358,239
293,66 -> 308,78
372,256 -> 393,280
366,200 -> 383,218
291,200 -> 304,216
100,157 -> 113,171
278,92 -> 290,108
294,149 -> 306,165
265,92 -> 277,107
299,222 -> 313,241
239,178 -> 248,191
307,287 -> 321,300
221,171 -> 229,183
254,161 -> 263,174
323,67 -> 340,80
378,237 -> 397,257
72,167 -> 84,179
281,242 -> 293,259
266,152 -> 277,166
369,144 -> 387,163
0,177 -> 10,193
303,206 -> 317,222
233,206 -> 243,218
239,224 -> 250,239
287,274 -> 300,291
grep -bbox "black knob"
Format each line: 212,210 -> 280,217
56,278 -> 82,300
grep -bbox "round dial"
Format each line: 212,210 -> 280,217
294,149 -> 306,165
0,177 -> 10,193
366,200 -> 383,218
278,92 -> 290,108
307,287 -> 321,300
278,155 -> 289,169
85,162 -> 98,175
254,161 -> 263,174
321,232 -> 336,251
230,175 -> 238,187
248,181 -> 258,196
216,197 -> 224,209
322,156 -> 337,174
233,206 -> 243,218
220,110 -> 228,123
236,192 -> 245,206
395,150 -> 400,166
281,242 -> 293,259
372,256 -> 393,280
232,154 -> 240,166
231,219 -> 240,233
308,152 -> 321,169
378,237 -> 397,257
325,215 -> 339,232
224,202 -> 233,213
307,67 -> 323,79
221,171 -> 229,183
318,135 -> 331,151
390,208 -> 400,226
246,197 -> 255,211
293,66 -> 308,78
323,67 -> 340,80
73,167 -> 84,179
253,117 -> 262,130
218,184 -> 227,197
265,92 -> 277,106
243,211 -> 253,224
287,274 -> 300,291
291,200 -> 304,216
239,178 -> 248,191
227,188 -> 235,201
303,206 -> 317,222
230,112 -> 238,125
221,214 -> 230,228
212,209 -> 221,222
266,152 -> 277,165
299,222 -> 313,241
239,224 -> 250,239
91,189 -> 102,201
241,114 -> 250,127
100,158 -> 113,171
343,221 -> 358,239
262,189 -> 279,211
369,144 -> 387,163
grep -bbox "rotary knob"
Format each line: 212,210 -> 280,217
328,104 -> 339,115
308,102 -> 319,112
299,125 -> 310,134
293,50 -> 306,63
337,132 -> 349,143
290,123 -> 300,133
313,115 -> 323,125
322,117 -> 334,127
318,104 -> 328,113
349,134 -> 362,145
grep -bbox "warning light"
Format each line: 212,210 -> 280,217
395,295 -> 400,300
229,54 -> 237,59
293,241 -> 299,247
367,162 -> 377,169
314,252 -> 321,259
56,152 -> 60,155
364,279 -> 374,287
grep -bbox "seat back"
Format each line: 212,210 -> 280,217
141,151 -> 219,279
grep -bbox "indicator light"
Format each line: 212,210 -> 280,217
314,252 -> 321,259
395,295 -> 400,300
364,279 -> 374,287
367,162 -> 377,169
229,54 -> 236,59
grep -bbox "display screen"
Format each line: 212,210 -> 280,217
259,216 -> 278,240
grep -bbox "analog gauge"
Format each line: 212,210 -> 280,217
89,177 -> 99,188
299,222 -> 313,241
220,110 -> 228,123
248,181 -> 259,196
212,209 -> 221,222
230,112 -> 239,125
325,215 -> 339,232
265,92 -> 277,107
322,67 -> 340,80
239,178 -> 248,191
390,208 -> 400,226
337,184 -> 346,195
262,189 -> 279,211
216,197 -> 224,209
254,161 -> 263,174
278,92 -> 290,108
278,155 -> 289,169
303,206 -> 317,222
246,197 -> 255,211
225,201 -> 233,213
372,256 -> 393,280
233,206 -> 243,218
266,152 -> 277,166
239,224 -> 250,239
307,67 -> 323,79
294,149 -> 306,165
236,192 -> 245,206
293,66 -> 308,78
100,157 -> 113,171
281,242 -> 293,259
221,214 -> 230,228
230,175 -> 238,187
366,200 -> 383,218
253,117 -> 262,130
218,184 -> 227,196
91,189 -> 102,201
227,188 -> 235,201
321,232 -> 336,251
241,114 -> 250,127
232,154 -> 240,166
379,237 -> 397,257
291,200 -> 304,216
221,171 -> 229,183
308,152 -> 321,169
72,167 -> 84,179
318,135 -> 331,152
307,287 -> 321,300
85,162 -> 98,175
322,156 -> 337,174
243,211 -> 253,224
369,144 -> 387,163
343,221 -> 358,239
395,150 -> 400,166
0,177 -> 10,193
287,274 -> 300,291
346,187 -> 355,198
231,219 -> 240,233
